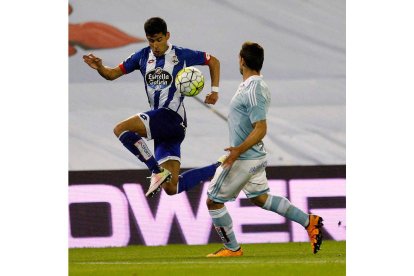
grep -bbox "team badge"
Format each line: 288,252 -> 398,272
172,55 -> 179,64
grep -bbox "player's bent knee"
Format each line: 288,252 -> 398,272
249,197 -> 262,207
163,179 -> 178,196
163,187 -> 176,195
206,198 -> 222,209
113,124 -> 125,137
249,194 -> 268,208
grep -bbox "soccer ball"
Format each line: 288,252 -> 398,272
175,67 -> 205,96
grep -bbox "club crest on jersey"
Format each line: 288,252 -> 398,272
171,55 -> 179,64
145,67 -> 173,90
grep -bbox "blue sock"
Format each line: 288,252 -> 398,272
118,131 -> 161,174
209,206 -> 240,251
262,195 -> 309,227
176,163 -> 219,193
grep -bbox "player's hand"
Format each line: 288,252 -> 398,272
83,53 -> 103,70
204,91 -> 218,105
222,146 -> 241,169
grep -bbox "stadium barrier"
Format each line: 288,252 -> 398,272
69,165 -> 345,248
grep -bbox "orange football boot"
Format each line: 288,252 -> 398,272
306,214 -> 324,254
207,247 -> 243,257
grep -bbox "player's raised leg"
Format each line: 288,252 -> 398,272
156,159 -> 180,196
155,155 -> 224,196
113,115 -> 171,195
175,155 -> 227,194
249,193 -> 324,254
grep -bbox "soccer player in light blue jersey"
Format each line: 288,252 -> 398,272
206,42 -> 324,257
83,17 -> 222,197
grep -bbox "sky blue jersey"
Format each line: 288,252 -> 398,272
119,43 -> 209,119
228,75 -> 271,160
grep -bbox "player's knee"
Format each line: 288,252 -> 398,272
249,194 -> 268,208
113,123 -> 125,137
206,198 -> 214,209
163,178 -> 178,196
249,197 -> 262,207
163,186 -> 176,195
206,198 -> 221,209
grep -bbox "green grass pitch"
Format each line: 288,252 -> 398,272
69,241 -> 345,276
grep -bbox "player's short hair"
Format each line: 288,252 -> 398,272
239,42 -> 264,71
144,17 -> 168,36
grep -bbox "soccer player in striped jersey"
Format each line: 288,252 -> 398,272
206,42 -> 323,257
83,17 -> 221,197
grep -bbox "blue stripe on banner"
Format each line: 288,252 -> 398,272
153,56 -> 166,109
163,61 -> 183,108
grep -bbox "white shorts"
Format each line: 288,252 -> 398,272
207,158 -> 269,203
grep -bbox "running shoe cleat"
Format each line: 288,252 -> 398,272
306,214 -> 324,254
206,247 -> 243,257
145,168 -> 172,197
147,186 -> 162,198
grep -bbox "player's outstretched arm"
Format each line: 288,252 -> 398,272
83,53 -> 124,81
204,55 -> 220,105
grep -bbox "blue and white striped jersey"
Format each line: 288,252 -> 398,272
119,43 -> 209,119
228,75 -> 271,160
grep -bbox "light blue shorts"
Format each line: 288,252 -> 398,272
207,158 -> 269,203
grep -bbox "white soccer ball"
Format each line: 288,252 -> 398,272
175,67 -> 205,96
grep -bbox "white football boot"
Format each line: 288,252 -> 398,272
145,168 -> 172,197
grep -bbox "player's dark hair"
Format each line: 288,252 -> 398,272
144,17 -> 168,36
239,42 -> 264,71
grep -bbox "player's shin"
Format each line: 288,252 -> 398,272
118,131 -> 162,173
262,195 -> 309,227
176,163 -> 219,193
209,206 -> 240,251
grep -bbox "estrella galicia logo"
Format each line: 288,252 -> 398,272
145,67 -> 173,90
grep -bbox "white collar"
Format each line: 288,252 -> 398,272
164,42 -> 173,55
241,75 -> 263,87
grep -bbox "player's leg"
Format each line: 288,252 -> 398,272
206,199 -> 243,257
245,172 -> 323,254
159,159 -> 180,195
144,108 -> 186,197
176,155 -> 227,194
249,193 -> 310,227
113,114 -> 163,174
154,155 -> 225,195
205,160 -> 254,257
113,114 -> 148,138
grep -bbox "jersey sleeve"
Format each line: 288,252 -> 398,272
246,83 -> 270,124
119,50 -> 143,74
180,47 -> 210,66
